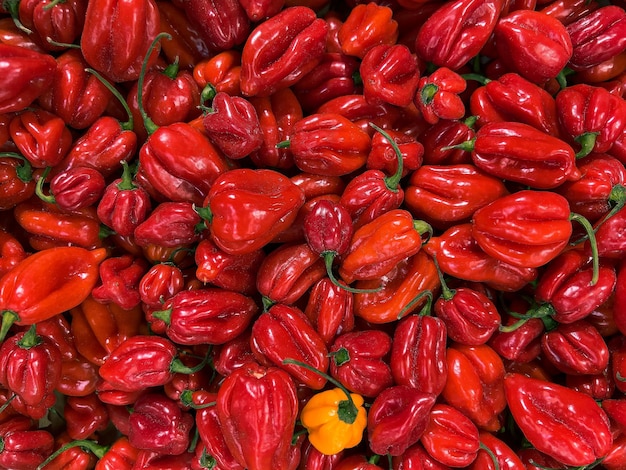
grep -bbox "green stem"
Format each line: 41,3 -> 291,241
42,0 -> 65,10
441,136 -> 476,152
574,132 -> 598,159
569,212 -> 599,285
17,325 -> 41,349
4,0 -> 32,34
432,255 -> 454,301
150,308 -> 172,325
137,32 -> 172,136
369,122 -> 403,191
396,290 -> 433,320
323,252 -> 382,294
36,440 -> 109,469
461,73 -> 491,85
116,161 -> 136,191
0,311 -> 19,343
85,68 -> 135,130
35,166 -> 55,204
169,347 -> 212,375
479,442 -> 500,470
420,83 -> 439,105
162,57 -> 180,80
0,152 -> 33,183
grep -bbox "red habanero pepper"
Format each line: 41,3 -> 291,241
359,44 -> 421,107
40,166 -> 106,212
419,118 -> 475,165
0,43 -> 57,113
303,277 -> 355,346
556,153 -> 626,223
0,228 -> 26,279
493,9 -> 573,84
133,201 -> 202,249
566,6 -> 626,71
468,431 -> 526,470
64,393 -> 109,440
70,295 -> 145,366
151,288 -> 259,345
419,403 -> 481,467
329,329 -> 393,398
0,17 -> 43,51
97,161 -> 152,237
0,325 -> 61,419
80,0 -> 160,83
462,122 -> 580,189
216,362 -> 299,470
589,203 -> 626,259
128,393 -> 194,456
469,72 -> 561,137
555,83 -> 626,158
14,198 -> 105,250
179,0 -> 250,52
0,245 -> 106,341
541,319 -> 609,375
40,432 -> 101,470
367,128 -> 423,178
98,335 -> 208,392
353,250 -> 440,324
299,437 -> 344,470
539,0 -> 600,26
391,313 -> 448,396
202,91 -> 263,160
317,94 -> 402,136
415,0 -> 504,71
416,67 -> 466,125
194,238 -> 265,296
193,50 -> 242,97
441,343 -> 506,432
9,108 -> 72,168
0,416 -> 54,470
132,449 -> 195,469
424,223 -> 538,292
240,6 -> 327,97
504,372 -> 613,466
292,52 -> 362,113
256,242 -> 326,306
471,190 -> 577,268
339,209 -> 431,285
284,112 -> 371,177
91,254 -> 149,310
200,168 -> 305,255
367,386 -> 437,456
248,87 -> 302,169
212,333 -> 255,378
251,303 -> 329,390
391,442 -> 451,470
37,49 -> 112,130
405,164 -> 509,230
238,0 -> 284,22
338,2 -> 399,59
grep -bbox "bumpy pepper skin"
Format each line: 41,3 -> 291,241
240,6 -> 328,97
504,372 -> 613,466
0,43 -> 57,113
494,9 -> 573,84
415,0 -> 504,71
80,0 -> 160,83
0,416 -> 54,469
337,2 -> 398,59
217,362 -> 299,470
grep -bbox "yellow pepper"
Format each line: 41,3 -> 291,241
300,387 -> 367,455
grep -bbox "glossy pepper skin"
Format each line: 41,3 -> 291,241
251,303 -> 329,390
415,0 -> 504,71
203,168 -> 305,255
504,372 -> 613,466
217,362 -> 299,470
91,254 -> 149,310
0,43 -> 57,113
46,166 -> 106,212
493,9 -> 573,84
391,314 -> 448,396
405,164 -> 509,230
416,67 -> 466,125
240,6 -> 328,97
0,246 -> 106,341
337,2 -> 398,59
556,83 -> 626,158
367,386 -> 436,456
133,201 -> 202,249
566,6 -> 626,71
0,416 -> 54,470
80,0 -> 161,83
303,277 -> 355,346
469,122 -> 580,189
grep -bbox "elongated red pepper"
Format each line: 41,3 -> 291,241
494,9 -> 573,84
303,277 -> 355,346
0,245 -> 106,341
217,362 -> 299,470
0,43 -> 57,113
504,372 -> 613,466
415,0 -> 504,71
240,6 -> 327,97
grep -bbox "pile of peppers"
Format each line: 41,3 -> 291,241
1,0 -> 626,467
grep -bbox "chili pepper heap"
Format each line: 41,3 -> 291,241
1,0 -> 626,468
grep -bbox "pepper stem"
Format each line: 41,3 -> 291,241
420,83 -> 439,105
169,347 -> 212,375
441,136 -> 476,152
150,308 -> 172,325
369,122 -> 403,191
34,167 -> 56,204
179,390 -> 216,409
116,161 -> 137,191
0,311 -> 19,343
479,442 -> 500,470
0,152 -> 33,183
36,440 -> 109,470
282,358 -> 359,424
323,252 -> 382,294
569,212 -> 599,285
574,132 -> 598,159
85,68 -> 135,131
17,325 -> 41,349
137,32 -> 172,136
432,255 -> 455,301
4,0 -> 32,34
396,290 -> 433,320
